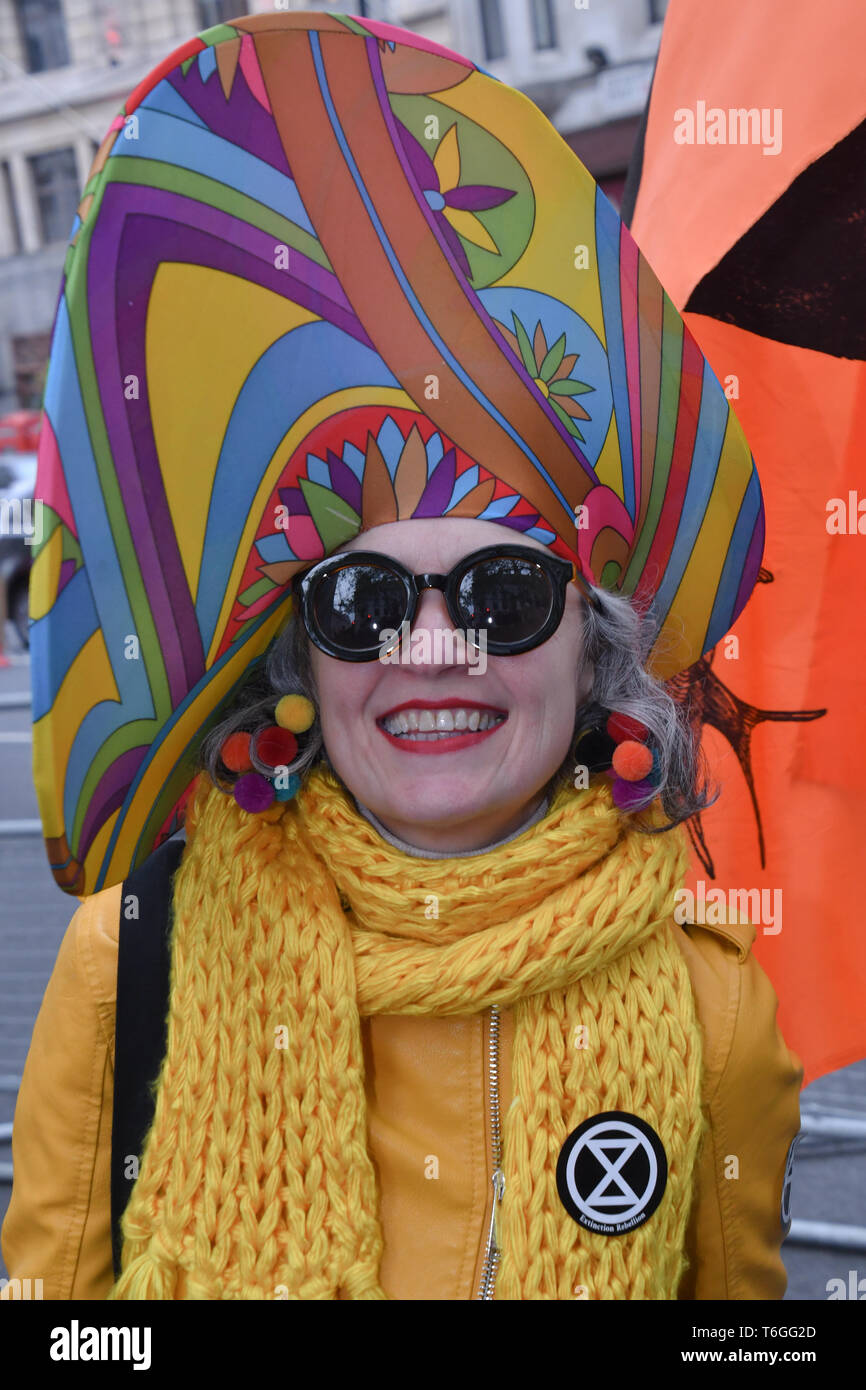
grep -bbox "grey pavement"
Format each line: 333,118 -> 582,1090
0,633 -> 864,1300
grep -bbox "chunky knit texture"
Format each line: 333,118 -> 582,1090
108,767 -> 705,1300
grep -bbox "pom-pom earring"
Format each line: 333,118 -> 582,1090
275,694 -> 316,733
233,771 -> 277,814
218,694 -> 317,814
256,726 -> 299,767
573,709 -> 661,811
220,731 -> 253,772
604,712 -> 661,811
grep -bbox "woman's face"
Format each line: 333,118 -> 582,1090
307,518 -> 594,851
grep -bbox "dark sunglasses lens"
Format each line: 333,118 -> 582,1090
456,556 -> 556,645
311,563 -> 407,653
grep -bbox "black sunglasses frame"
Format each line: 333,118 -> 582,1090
294,543 -> 601,662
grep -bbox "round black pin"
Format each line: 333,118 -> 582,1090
556,1111 -> 668,1236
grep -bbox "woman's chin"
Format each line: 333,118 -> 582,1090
374,781 -> 490,827
362,775 -> 541,852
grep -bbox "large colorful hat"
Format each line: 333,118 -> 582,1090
30,10 -> 764,895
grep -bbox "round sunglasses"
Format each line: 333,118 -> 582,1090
294,544 -> 601,661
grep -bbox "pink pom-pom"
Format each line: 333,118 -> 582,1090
233,771 -> 275,813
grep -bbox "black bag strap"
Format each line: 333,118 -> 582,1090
110,836 -> 185,1279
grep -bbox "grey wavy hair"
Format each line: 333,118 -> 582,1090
199,584 -> 719,836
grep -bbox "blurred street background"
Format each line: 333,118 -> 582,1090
1,0 -> 864,1302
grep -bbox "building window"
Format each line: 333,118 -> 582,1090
14,0 -> 70,73
13,333 -> 51,408
648,0 -> 670,20
529,0 -> 558,50
478,0 -> 506,61
197,0 -> 249,27
1,163 -> 22,254
28,148 -> 80,245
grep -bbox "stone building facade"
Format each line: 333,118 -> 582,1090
0,0 -> 665,410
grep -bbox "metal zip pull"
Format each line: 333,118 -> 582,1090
491,1166 -> 506,1253
478,1167 -> 506,1300
477,1005 -> 504,1299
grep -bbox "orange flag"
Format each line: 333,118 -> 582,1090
624,0 -> 866,1083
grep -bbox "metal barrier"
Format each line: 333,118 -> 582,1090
0,684 -> 38,835
0,821 -> 41,836
787,1220 -> 866,1251
0,1077 -> 21,1183
0,669 -> 39,1186
783,1111 -> 866,1250
800,1112 -> 866,1141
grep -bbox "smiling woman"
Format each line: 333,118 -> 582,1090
201,516 -> 715,853
5,9 -> 802,1305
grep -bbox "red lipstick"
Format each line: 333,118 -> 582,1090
378,697 -> 506,718
376,698 -> 508,756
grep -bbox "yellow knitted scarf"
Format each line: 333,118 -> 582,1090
108,766 -> 705,1300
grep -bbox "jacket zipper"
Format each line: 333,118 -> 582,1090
476,1004 -> 505,1300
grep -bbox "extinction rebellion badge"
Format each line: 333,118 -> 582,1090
556,1111 -> 668,1236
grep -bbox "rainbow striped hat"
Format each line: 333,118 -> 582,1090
31,10 -> 764,894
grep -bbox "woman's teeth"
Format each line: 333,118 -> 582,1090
381,708 -> 505,739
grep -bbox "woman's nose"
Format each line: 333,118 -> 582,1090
412,586 -> 454,632
406,588 -> 464,665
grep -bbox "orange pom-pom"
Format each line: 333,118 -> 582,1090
611,739 -> 653,782
221,731 -> 252,772
275,694 -> 316,733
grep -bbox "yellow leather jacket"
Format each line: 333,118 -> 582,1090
2,882 -> 802,1299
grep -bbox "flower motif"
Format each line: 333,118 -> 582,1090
234,413 -> 555,629
494,311 -> 595,443
395,118 -> 516,279
247,413 -> 547,604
